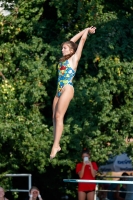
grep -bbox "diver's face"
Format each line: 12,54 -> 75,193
62,44 -> 73,56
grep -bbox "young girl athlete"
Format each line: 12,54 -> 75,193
76,148 -> 98,200
50,27 -> 96,159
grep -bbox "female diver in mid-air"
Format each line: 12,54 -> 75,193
50,26 -> 96,159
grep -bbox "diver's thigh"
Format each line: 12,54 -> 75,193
52,96 -> 59,118
56,86 -> 74,117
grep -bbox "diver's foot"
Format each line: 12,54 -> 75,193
50,146 -> 61,159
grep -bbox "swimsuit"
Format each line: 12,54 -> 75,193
83,190 -> 95,193
76,162 -> 98,191
56,60 -> 76,97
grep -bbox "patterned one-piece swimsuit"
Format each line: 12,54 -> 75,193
56,60 -> 76,97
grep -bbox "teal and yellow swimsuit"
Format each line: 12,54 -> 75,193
56,60 -> 76,97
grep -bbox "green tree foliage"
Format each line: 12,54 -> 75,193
0,0 -> 133,199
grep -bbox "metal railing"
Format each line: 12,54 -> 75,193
63,176 -> 133,200
63,178 -> 133,184
5,174 -> 32,192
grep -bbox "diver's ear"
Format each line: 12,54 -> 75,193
70,49 -> 74,54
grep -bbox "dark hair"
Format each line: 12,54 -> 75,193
120,172 -> 128,180
122,172 -> 128,176
29,186 -> 40,193
82,148 -> 90,155
59,41 -> 78,62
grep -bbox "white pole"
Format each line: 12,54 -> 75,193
28,174 -> 32,191
94,184 -> 98,200
5,174 -> 32,192
63,179 -> 133,184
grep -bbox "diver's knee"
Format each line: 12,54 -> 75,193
55,112 -> 62,121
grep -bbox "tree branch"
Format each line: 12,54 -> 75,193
0,71 -> 6,80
